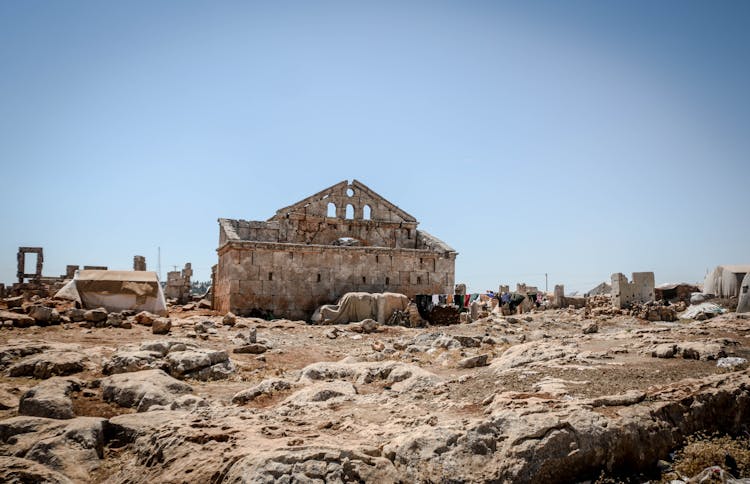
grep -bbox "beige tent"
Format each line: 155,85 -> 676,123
703,265 -> 750,297
55,270 -> 167,315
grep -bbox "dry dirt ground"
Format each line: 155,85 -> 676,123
1,303 -> 749,483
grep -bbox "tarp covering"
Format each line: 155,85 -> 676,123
312,292 -> 409,325
679,302 -> 727,320
55,270 -> 167,315
704,265 -> 750,297
737,273 -> 750,313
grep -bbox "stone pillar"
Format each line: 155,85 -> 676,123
66,265 -> 79,279
553,285 -> 565,309
133,256 -> 146,271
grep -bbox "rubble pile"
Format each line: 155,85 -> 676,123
1,291 -> 750,482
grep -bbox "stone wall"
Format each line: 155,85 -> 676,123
215,242 -> 455,319
611,272 -> 655,309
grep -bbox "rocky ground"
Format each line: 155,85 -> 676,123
1,299 -> 749,483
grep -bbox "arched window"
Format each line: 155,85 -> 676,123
363,204 -> 371,220
345,204 -> 354,219
327,202 -> 336,218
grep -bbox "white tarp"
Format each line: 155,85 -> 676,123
737,273 -> 750,313
55,270 -> 167,315
312,292 -> 409,325
703,265 -> 750,297
679,302 -> 727,320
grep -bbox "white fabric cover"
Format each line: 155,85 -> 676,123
55,270 -> 167,315
312,292 -> 409,325
703,265 -> 750,297
737,273 -> 750,313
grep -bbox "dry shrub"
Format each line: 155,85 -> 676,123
672,433 -> 750,478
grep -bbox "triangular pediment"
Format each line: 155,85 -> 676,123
271,179 -> 417,223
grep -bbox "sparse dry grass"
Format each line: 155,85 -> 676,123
670,433 -> 750,479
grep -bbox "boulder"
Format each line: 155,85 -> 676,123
361,319 -> 379,333
233,344 -> 267,354
223,312 -> 237,326
65,308 -> 85,322
4,296 -> 24,309
0,310 -> 35,328
152,318 -> 172,335
134,311 -> 158,326
106,313 -> 124,328
101,369 -> 193,411
0,456 -> 73,484
591,390 -> 646,407
18,377 -> 82,419
83,308 -> 107,323
8,351 -> 88,379
457,354 -> 489,369
582,322 -> 599,334
28,306 -> 59,325
165,348 -> 235,380
717,357 -> 749,370
679,342 -> 726,361
102,350 -> 164,375
232,379 -> 292,404
0,387 -> 19,410
651,343 -> 677,359
282,381 -> 357,406
0,416 -> 106,482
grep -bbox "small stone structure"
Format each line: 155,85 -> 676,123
611,272 -> 655,309
133,256 -> 147,271
165,263 -> 192,304
17,247 -> 43,284
65,265 -> 79,279
215,180 -> 457,320
553,284 -> 565,308
83,265 -> 108,271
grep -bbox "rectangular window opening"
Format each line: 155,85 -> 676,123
268,272 -> 273,281
317,273 -> 321,282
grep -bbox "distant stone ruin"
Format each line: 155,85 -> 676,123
133,255 -> 146,271
215,180 -> 457,319
165,263 -> 192,304
611,272 -> 655,309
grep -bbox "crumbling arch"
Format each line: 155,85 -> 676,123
345,204 -> 354,219
363,204 -> 371,220
327,202 -> 337,218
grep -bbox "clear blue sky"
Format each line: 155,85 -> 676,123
1,1 -> 748,293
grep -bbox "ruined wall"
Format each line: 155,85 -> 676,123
611,272 -> 655,308
215,242 -> 456,320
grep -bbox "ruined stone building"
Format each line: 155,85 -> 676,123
611,272 -> 655,308
214,180 -> 457,320
165,263 -> 192,304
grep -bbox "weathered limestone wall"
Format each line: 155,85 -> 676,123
611,272 -> 655,308
215,242 -> 456,320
